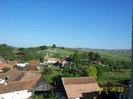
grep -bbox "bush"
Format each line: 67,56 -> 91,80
86,66 -> 97,79
33,67 -> 39,71
43,67 -> 53,75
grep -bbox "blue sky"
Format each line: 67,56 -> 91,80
0,0 -> 132,49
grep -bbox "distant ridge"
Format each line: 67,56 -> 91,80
76,48 -> 131,58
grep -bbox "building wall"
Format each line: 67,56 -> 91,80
47,61 -> 57,63
17,63 -> 26,67
70,97 -> 80,99
0,90 -> 32,99
33,76 -> 51,93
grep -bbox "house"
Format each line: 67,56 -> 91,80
16,66 -> 26,71
13,59 -> 26,67
40,56 -> 49,63
27,60 -> 43,71
58,57 -> 72,68
0,68 -> 52,99
13,50 -> 20,54
88,61 -> 102,66
47,58 -> 60,63
6,61 -> 18,67
56,77 -> 99,99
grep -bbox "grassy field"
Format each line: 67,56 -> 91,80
58,47 -> 131,62
97,69 -> 131,87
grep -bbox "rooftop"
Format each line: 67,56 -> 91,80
62,77 -> 99,98
28,60 -> 38,66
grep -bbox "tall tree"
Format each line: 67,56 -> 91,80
88,52 -> 95,61
86,66 -> 97,79
52,44 -> 56,49
72,51 -> 80,64
95,53 -> 101,61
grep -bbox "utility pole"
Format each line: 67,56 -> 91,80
131,2 -> 133,98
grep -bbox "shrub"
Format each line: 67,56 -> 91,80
43,67 -> 53,75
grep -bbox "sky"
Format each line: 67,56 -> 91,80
0,0 -> 132,49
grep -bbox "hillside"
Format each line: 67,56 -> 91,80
77,48 -> 131,58
0,44 -> 131,63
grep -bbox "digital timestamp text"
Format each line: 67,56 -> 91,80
97,87 -> 124,92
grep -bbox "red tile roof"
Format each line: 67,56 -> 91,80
62,77 -> 99,98
0,68 -> 21,81
0,80 -> 32,94
0,70 -> 51,94
59,57 -> 68,63
28,61 -> 38,66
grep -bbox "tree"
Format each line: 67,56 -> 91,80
63,64 -> 70,73
0,44 -> 16,60
3,67 -> 11,72
86,66 -> 97,79
43,67 -> 53,75
72,52 -> 80,64
39,45 -> 47,50
33,67 -> 39,71
52,44 -> 56,49
88,52 -> 95,61
95,53 -> 101,61
47,88 -> 57,99
83,52 -> 88,59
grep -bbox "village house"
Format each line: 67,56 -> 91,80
47,58 -> 60,63
0,57 -> 14,73
13,59 -> 26,67
40,56 -> 60,64
88,61 -> 102,66
12,50 -> 20,55
26,60 -> 43,71
0,64 -> 12,73
0,68 -> 52,99
58,57 -> 72,68
56,77 -> 99,99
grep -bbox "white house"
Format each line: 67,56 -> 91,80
17,63 -> 27,67
0,68 -> 52,99
0,81 -> 32,99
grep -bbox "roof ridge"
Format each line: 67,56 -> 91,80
0,80 -> 32,86
62,76 -> 94,79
